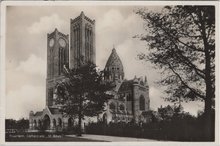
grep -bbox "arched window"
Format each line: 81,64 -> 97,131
119,104 -> 125,111
68,118 -> 74,128
58,118 -> 62,127
50,48 -> 53,77
53,119 -> 56,128
127,94 -> 132,101
139,95 -> 145,110
103,113 -> 107,123
58,48 -> 62,75
109,102 -> 116,111
43,115 -> 51,130
33,120 -> 37,129
48,88 -> 53,105
38,120 -> 42,128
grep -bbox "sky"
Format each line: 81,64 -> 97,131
5,5 -> 204,120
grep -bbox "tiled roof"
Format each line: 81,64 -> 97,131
48,107 -> 61,115
118,80 -> 133,92
105,48 -> 124,70
34,111 -> 43,116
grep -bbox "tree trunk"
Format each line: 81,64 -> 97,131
204,46 -> 214,141
77,96 -> 82,136
204,35 -> 213,140
199,9 -> 214,141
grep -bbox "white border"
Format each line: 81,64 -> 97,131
0,1 -> 219,146
0,1 -> 6,144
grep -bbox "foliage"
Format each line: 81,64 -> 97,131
6,118 -> 29,130
158,105 -> 174,121
85,108 -> 214,141
157,104 -> 184,121
135,6 -> 215,104
55,63 -> 114,136
135,6 -> 215,138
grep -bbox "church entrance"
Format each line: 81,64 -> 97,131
103,113 -> 107,124
43,115 -> 51,130
68,118 -> 74,128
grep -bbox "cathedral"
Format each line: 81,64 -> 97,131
29,12 -> 150,131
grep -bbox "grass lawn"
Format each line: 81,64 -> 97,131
6,136 -> 107,142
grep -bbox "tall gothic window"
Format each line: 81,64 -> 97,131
77,27 -> 80,66
127,94 -> 132,101
59,48 -> 62,75
50,48 -> 54,77
73,25 -> 81,67
89,29 -> 92,62
119,104 -> 125,111
85,26 -> 92,63
139,95 -> 145,110
85,28 -> 89,62
48,88 -> 53,105
59,48 -> 61,75
109,102 -> 116,111
59,48 -> 66,75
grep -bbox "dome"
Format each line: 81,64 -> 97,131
104,48 -> 124,82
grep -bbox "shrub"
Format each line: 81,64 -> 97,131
85,114 -> 214,141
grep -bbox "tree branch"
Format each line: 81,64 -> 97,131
148,15 -> 205,53
167,62 -> 205,99
149,17 -> 206,79
173,45 -> 206,79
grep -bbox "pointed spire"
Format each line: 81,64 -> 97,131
80,11 -> 85,17
133,75 -> 138,83
54,28 -> 59,35
145,75 -> 148,86
112,46 -> 116,52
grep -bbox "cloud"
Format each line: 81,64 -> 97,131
6,85 -> 45,120
96,9 -> 146,70
15,54 -> 46,76
182,101 -> 204,116
149,86 -> 204,116
27,14 -> 67,34
6,6 -> 203,119
149,86 -> 168,110
95,9 -> 171,113
6,55 -> 46,120
97,9 -> 124,32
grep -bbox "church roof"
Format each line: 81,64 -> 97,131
48,28 -> 68,38
105,48 -> 124,71
48,107 -> 61,115
34,111 -> 43,117
118,80 -> 133,92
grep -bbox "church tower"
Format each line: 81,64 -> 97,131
70,11 -> 96,69
46,28 -> 69,107
104,48 -> 124,82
